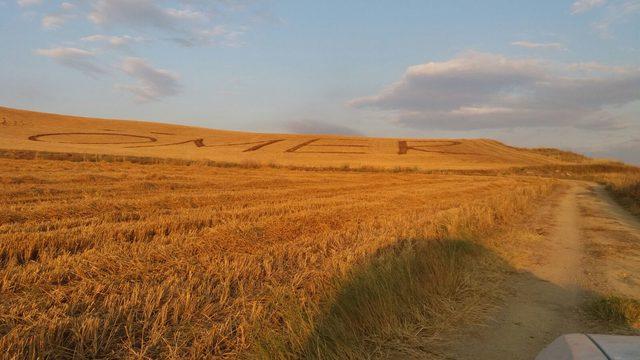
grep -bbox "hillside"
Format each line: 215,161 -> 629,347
3,106 -> 640,359
1,106 -> 577,170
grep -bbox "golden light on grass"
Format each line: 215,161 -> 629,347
1,107 -> 640,358
0,157 -> 557,358
0,106 -> 570,171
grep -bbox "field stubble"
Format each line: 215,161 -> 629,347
3,107 -> 640,358
0,157 -> 560,359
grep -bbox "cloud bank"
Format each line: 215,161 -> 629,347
350,51 -> 640,130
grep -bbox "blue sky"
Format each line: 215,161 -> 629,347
1,0 -> 639,163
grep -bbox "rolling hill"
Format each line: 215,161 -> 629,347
1,106 -> 575,170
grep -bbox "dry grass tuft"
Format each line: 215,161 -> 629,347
604,175 -> 640,217
289,240 -> 491,359
586,296 -> 640,329
528,148 -> 591,163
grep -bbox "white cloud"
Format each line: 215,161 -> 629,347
85,0 -> 244,47
17,0 -> 41,7
23,0 -> 250,47
118,57 -> 181,102
81,34 -> 145,48
571,0 -> 607,14
349,51 -> 640,130
88,0 -> 206,28
60,2 -> 75,11
42,14 -> 68,29
34,47 -> 105,76
511,41 -> 566,51
168,25 -> 246,47
40,1 -> 77,29
164,7 -> 207,21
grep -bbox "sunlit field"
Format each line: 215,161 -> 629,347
1,106 -> 566,171
0,155 -> 560,358
2,108 -> 640,359
3,0 -> 640,358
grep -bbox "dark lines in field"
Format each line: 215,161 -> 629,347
127,138 -> 286,152
397,140 -> 476,156
29,132 -> 158,145
150,131 -> 176,135
285,139 -> 320,152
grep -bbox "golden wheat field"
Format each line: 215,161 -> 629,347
0,156 -> 559,359
1,106 -> 571,171
4,107 -> 640,359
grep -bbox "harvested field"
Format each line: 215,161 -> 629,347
6,106 -> 640,359
0,157 -> 556,358
0,106 -> 578,171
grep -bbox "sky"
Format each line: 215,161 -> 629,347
1,0 -> 639,163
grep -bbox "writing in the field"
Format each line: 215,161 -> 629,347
27,132 -> 472,155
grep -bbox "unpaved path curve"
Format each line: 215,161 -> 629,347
451,182 -> 640,359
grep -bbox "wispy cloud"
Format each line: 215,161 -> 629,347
592,0 -> 640,38
16,0 -> 41,7
167,25 -> 246,47
350,51 -> 640,131
21,0 -> 266,104
34,47 -> 105,76
118,57 -> 181,102
511,41 -> 566,50
41,13 -> 74,29
571,0 -> 607,14
77,0 -> 247,48
40,1 -> 77,29
20,0 -> 253,47
87,0 -> 207,28
81,34 -> 145,49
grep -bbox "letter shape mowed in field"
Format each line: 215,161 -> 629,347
0,106 -> 569,170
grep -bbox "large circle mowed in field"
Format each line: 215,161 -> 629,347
28,132 -> 158,145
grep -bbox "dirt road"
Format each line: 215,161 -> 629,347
451,182 -> 640,359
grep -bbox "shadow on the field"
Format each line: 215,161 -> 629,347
252,237 -> 634,359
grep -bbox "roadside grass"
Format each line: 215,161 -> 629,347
604,176 -> 640,218
527,148 -> 590,163
253,239 -> 499,359
585,296 -> 640,330
297,240 -> 494,360
515,162 -> 640,220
